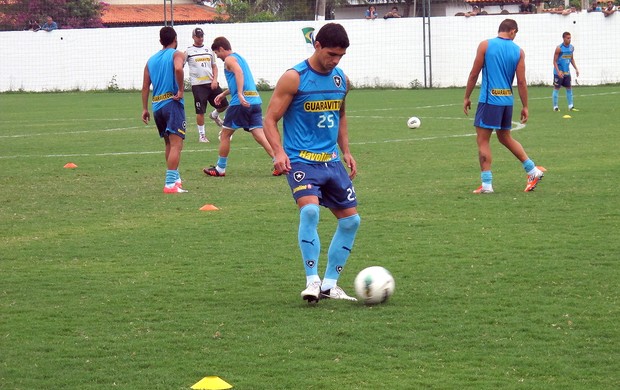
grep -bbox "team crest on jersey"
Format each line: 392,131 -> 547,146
333,75 -> 342,88
293,171 -> 305,182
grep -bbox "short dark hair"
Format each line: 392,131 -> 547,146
211,36 -> 232,51
498,19 -> 518,33
563,31 -> 571,38
315,23 -> 349,49
159,26 -> 177,47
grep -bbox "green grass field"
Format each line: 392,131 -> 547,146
1,86 -> 619,389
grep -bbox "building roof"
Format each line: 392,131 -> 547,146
101,4 -> 224,27
464,0 -> 531,3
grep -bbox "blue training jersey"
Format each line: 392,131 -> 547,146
147,48 -> 184,112
479,37 -> 521,106
554,43 -> 574,75
283,60 -> 347,164
225,53 -> 261,106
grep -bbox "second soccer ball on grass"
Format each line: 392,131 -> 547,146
407,116 -> 421,129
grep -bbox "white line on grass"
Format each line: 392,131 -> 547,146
5,88 -> 616,159
0,126 -> 143,139
0,121 -> 524,160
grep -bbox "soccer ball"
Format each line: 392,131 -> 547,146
354,266 -> 395,305
407,116 -> 421,129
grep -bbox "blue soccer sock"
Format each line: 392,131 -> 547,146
322,214 -> 361,291
165,169 -> 178,187
216,156 -> 228,172
522,159 -> 535,173
481,170 -> 492,185
552,89 -> 559,107
566,89 -> 574,108
298,204 -> 321,278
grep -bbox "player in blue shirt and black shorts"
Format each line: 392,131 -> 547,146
552,32 -> 580,111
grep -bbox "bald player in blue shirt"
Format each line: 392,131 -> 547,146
464,19 -> 546,194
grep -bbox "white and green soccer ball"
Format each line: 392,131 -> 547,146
407,116 -> 421,129
354,266 -> 395,305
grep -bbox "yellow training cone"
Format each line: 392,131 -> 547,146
199,204 -> 220,211
191,376 -> 233,389
562,115 -> 572,119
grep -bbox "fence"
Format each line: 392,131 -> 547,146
1,12 -> 618,92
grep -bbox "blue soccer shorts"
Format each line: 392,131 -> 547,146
154,100 -> 186,139
474,103 -> 513,131
286,161 -> 357,210
222,104 -> 263,131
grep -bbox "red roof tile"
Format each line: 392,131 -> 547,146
102,4 -> 225,26
465,0 -> 532,3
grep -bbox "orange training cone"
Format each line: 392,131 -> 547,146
200,204 -> 220,211
64,163 -> 78,168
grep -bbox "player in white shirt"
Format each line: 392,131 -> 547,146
184,28 -> 228,143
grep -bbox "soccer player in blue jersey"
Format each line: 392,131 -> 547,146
202,36 -> 278,177
264,23 -> 359,303
141,26 -> 188,194
553,32 -> 580,112
464,19 -> 546,194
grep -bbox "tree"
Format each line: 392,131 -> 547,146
216,0 -> 350,23
0,0 -> 106,31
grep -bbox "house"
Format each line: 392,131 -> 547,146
101,0 -> 223,27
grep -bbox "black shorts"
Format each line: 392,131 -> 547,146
191,84 -> 229,114
553,74 -> 572,89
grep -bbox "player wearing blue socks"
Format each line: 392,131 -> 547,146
552,32 -> 579,112
264,23 -> 360,303
464,19 -> 546,194
202,36 -> 280,177
141,26 -> 188,194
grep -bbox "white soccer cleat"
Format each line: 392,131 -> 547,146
320,285 -> 358,302
210,111 -> 224,127
524,166 -> 546,192
301,281 -> 321,303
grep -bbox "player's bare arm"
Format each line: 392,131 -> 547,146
173,51 -> 185,100
337,77 -> 356,179
141,65 -> 151,124
516,49 -> 529,123
553,46 -> 562,77
211,62 -> 219,90
571,57 -> 579,77
264,70 -> 300,174
464,40 -> 487,115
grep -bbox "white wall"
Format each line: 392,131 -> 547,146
1,12 -> 618,92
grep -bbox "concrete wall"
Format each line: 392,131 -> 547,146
1,12 -> 618,92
